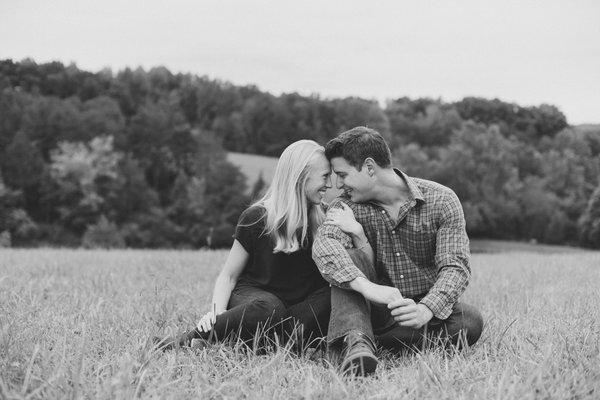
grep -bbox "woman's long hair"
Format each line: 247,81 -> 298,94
253,140 -> 327,253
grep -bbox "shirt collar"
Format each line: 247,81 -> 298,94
393,168 -> 425,204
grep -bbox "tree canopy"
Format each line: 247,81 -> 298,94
0,58 -> 598,248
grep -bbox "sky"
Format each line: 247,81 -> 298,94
1,0 -> 599,124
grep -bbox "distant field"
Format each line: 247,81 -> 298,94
227,152 -> 279,191
1,248 -> 599,399
469,239 -> 586,254
226,151 -> 348,201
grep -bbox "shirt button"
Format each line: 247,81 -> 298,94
400,274 -> 404,279
392,230 -> 395,234
381,210 -> 386,214
395,252 -> 400,256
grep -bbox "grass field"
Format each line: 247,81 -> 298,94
1,248 -> 599,399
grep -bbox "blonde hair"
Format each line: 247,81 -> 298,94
253,140 -> 327,253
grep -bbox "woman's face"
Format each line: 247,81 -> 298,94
305,153 -> 332,205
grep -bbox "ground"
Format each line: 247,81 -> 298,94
1,247 -> 599,399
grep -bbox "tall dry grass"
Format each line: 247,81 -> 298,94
1,248 -> 599,399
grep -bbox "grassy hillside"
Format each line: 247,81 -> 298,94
1,248 -> 599,399
469,239 -> 586,254
574,124 -> 600,133
227,152 -> 279,191
227,151 -> 342,201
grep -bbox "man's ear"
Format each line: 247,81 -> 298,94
363,158 -> 376,177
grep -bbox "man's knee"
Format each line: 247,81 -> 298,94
451,303 -> 483,346
464,307 -> 483,346
346,249 -> 376,280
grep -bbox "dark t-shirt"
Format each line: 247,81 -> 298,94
234,206 -> 327,305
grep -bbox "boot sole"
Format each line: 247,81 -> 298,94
341,352 -> 378,376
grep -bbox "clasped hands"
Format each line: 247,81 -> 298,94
388,296 -> 433,330
361,281 -> 433,330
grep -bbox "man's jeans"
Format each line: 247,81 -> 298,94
328,250 -> 483,352
205,283 -> 330,347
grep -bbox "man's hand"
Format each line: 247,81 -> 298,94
388,298 -> 433,329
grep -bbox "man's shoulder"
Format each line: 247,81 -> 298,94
328,196 -> 375,213
412,177 -> 457,201
410,177 -> 464,221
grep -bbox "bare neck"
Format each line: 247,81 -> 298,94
370,169 -> 411,207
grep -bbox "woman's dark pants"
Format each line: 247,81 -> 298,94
200,283 -> 331,348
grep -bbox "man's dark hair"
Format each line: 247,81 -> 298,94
324,126 -> 392,170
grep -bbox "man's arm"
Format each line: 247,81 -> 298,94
313,201 -> 402,304
419,190 -> 471,320
312,203 -> 366,288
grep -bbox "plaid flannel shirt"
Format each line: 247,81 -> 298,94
312,169 -> 470,320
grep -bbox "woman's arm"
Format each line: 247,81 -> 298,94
197,240 -> 248,332
211,239 -> 249,313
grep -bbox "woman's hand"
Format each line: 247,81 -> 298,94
197,309 -> 220,333
324,203 -> 363,237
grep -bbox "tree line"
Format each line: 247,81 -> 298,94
0,59 -> 599,248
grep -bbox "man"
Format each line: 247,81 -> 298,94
313,126 -> 483,376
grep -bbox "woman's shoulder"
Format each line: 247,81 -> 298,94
238,205 -> 267,226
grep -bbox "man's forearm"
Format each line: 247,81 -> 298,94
348,276 -> 370,294
349,276 -> 402,305
420,265 -> 469,319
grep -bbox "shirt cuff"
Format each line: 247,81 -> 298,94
420,293 -> 453,320
328,269 -> 367,289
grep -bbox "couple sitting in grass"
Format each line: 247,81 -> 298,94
155,127 -> 483,376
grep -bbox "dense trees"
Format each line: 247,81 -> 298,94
0,59 -> 598,248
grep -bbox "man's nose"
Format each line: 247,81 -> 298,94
325,176 -> 332,189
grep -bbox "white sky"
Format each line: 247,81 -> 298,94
1,0 -> 599,124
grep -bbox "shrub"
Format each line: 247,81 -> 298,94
579,184 -> 600,248
82,215 -> 125,249
0,230 -> 11,247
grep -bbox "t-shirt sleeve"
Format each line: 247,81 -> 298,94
234,206 -> 265,253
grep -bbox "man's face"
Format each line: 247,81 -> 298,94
330,157 -> 372,203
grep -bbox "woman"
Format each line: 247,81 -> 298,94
155,140 -> 371,350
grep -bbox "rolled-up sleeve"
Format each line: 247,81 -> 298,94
312,204 -> 366,288
420,190 -> 471,320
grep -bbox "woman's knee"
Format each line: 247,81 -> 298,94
245,297 -> 287,323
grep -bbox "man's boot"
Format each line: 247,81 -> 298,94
340,330 -> 378,376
